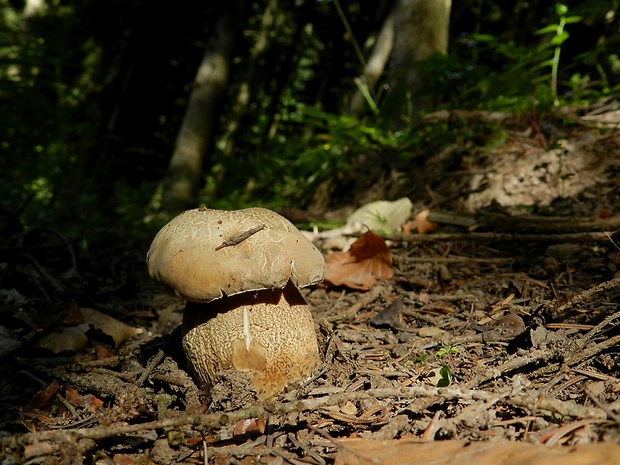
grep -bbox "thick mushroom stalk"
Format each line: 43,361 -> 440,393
147,207 -> 325,398
182,281 -> 319,397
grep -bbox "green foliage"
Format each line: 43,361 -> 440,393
4,0 -> 620,242
0,3 -> 101,232
376,1 -> 617,121
436,345 -> 459,358
202,100 -> 438,211
533,3 -> 582,106
435,345 -> 459,387
437,365 -> 454,387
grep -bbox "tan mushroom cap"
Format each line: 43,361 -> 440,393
147,207 -> 325,302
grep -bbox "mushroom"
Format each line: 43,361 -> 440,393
147,207 -> 324,398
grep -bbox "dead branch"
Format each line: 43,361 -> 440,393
467,350 -> 553,388
555,277 -> 620,316
7,384 -> 605,449
385,231 -> 616,243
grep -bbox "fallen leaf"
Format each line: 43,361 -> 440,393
370,298 -> 406,329
325,231 -> 394,290
417,327 -> 445,338
233,418 -> 263,437
36,327 -> 88,354
63,301 -> 85,326
347,198 -> 413,233
81,307 -> 137,349
27,380 -> 61,410
65,386 -> 104,412
94,344 -> 115,360
340,401 -> 358,416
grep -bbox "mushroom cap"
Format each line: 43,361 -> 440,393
147,207 -> 325,302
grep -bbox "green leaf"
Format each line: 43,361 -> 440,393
564,16 -> 582,24
550,31 -> 570,45
535,25 -> 560,35
437,365 -> 453,387
470,33 -> 497,42
437,345 -> 459,357
534,58 -> 555,69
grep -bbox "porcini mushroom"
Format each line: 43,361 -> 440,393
147,207 -> 324,398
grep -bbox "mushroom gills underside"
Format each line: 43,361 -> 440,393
181,281 -> 320,398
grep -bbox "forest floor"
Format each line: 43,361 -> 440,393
2,107 -> 620,464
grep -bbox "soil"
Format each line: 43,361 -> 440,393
1,108 -> 620,464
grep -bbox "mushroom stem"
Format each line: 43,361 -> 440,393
181,280 -> 320,398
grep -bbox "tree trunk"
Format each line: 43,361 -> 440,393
160,14 -> 234,214
390,0 -> 451,118
220,0 -> 278,158
259,8 -> 307,151
348,9 -> 395,116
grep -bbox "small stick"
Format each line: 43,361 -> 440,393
135,350 -> 165,386
326,283 -> 386,322
554,276 -> 620,316
215,224 -> 266,251
585,387 -> 620,424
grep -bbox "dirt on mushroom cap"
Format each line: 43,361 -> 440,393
146,207 -> 325,302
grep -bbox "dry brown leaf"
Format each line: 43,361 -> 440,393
334,438 -> 620,465
324,231 -> 394,290
65,386 -> 104,412
36,327 -> 88,354
27,380 -> 61,410
81,307 -> 137,349
62,301 -> 85,326
370,298 -> 406,329
233,418 -> 265,437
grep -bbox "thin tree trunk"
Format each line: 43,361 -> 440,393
160,14 -> 234,214
348,9 -> 395,116
24,0 -> 46,18
259,9 -> 307,151
391,0 -> 451,118
220,0 -> 278,158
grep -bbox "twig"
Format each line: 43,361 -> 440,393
585,388 -> 620,424
529,334 -> 620,379
325,283 -> 386,322
400,256 -> 515,264
555,277 -> 620,316
214,224 -> 265,251
384,231 -> 616,243
507,391 -> 602,419
575,309 -> 620,349
135,350 -> 165,386
20,371 -> 80,419
92,368 -> 135,382
55,393 -> 80,419
305,424 -> 374,465
567,334 -> 620,367
467,350 -> 553,388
